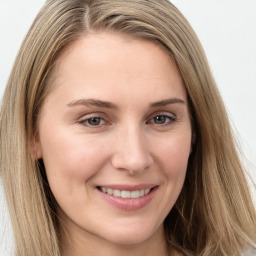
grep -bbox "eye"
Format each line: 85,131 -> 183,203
79,116 -> 106,127
149,114 -> 176,125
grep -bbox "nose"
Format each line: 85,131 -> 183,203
111,126 -> 153,175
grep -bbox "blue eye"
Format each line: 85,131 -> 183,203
152,115 -> 175,125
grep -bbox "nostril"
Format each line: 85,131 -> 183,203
111,152 -> 153,174
110,130 -> 153,173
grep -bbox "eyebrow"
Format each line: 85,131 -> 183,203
67,99 -> 118,109
150,98 -> 185,107
67,98 -> 185,109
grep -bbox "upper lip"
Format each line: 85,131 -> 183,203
97,184 -> 157,191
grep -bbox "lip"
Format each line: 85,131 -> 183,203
97,184 -> 156,191
97,184 -> 158,211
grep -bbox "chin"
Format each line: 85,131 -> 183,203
97,221 -> 163,246
102,233 -> 152,246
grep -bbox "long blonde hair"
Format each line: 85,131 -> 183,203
0,0 -> 255,255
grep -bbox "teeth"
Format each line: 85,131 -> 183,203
121,191 -> 130,198
99,187 -> 152,198
113,189 -> 121,197
145,188 -> 150,194
131,190 -> 139,198
107,188 -> 113,194
139,189 -> 145,196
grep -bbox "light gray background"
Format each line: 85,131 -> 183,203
0,0 -> 255,255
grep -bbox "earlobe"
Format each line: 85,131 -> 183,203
29,134 -> 43,160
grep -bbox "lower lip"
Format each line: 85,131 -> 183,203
99,187 -> 158,211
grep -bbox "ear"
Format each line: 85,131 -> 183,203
28,133 -> 43,160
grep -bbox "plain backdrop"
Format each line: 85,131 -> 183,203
0,0 -> 255,255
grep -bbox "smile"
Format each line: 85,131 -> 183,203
97,184 -> 158,210
99,187 -> 151,199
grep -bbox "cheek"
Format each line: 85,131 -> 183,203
159,130 -> 191,159
154,131 -> 191,180
39,131 -> 109,195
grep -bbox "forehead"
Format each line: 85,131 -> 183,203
44,32 -> 186,107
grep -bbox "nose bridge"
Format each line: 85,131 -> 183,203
111,123 -> 152,174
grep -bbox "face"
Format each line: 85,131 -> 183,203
36,32 -> 192,248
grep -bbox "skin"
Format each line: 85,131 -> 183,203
36,32 -> 192,256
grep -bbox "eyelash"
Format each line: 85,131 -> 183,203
148,114 -> 176,126
78,113 -> 176,128
78,115 -> 106,127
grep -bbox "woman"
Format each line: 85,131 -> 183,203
0,0 -> 255,255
